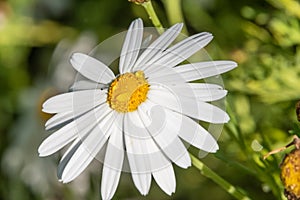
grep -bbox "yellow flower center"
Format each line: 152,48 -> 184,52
281,149 -> 300,199
107,70 -> 149,113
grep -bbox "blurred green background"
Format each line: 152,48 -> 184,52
1,0 -> 300,199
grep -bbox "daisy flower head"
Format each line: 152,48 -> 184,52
39,18 -> 237,199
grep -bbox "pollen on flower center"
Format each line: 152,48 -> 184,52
107,70 -> 149,113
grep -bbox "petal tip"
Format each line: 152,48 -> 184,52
211,144 -> 219,153
61,179 -> 68,184
174,22 -> 184,30
38,149 -> 48,157
201,32 -> 213,38
232,61 -> 238,69
70,52 -> 84,62
38,145 -> 50,157
225,114 -> 230,123
70,52 -> 87,70
203,142 -> 219,153
132,18 -> 143,27
181,162 -> 192,169
140,191 -> 150,196
60,174 -> 72,184
38,153 -> 45,157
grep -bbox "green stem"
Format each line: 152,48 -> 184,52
141,1 -> 164,34
162,0 -> 188,34
190,153 -> 252,200
227,105 -> 247,150
226,107 -> 283,199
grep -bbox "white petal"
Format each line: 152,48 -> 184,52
38,103 -> 111,157
124,110 -> 185,194
70,80 -> 107,91
134,23 -> 183,70
124,110 -> 171,171
193,89 -> 227,102
94,113 -> 121,164
123,111 -> 150,138
175,113 -> 219,152
39,114 -> 93,157
166,83 -> 227,102
45,92 -> 107,131
140,34 -> 153,50
124,113 -> 151,171
77,106 -> 115,160
60,107 -> 114,183
173,150 -> 191,168
119,18 -> 143,73
101,117 -> 124,200
70,53 -> 115,84
131,173 -> 152,196
152,32 -> 213,68
42,89 -> 107,114
101,168 -> 121,200
174,61 -> 237,82
173,83 -> 224,90
146,65 -> 186,85
147,84 -> 229,123
57,138 -> 82,180
59,143 -> 95,183
99,114 -> 124,169
39,122 -> 77,157
45,111 -> 74,131
124,113 -> 154,195
152,164 -> 176,195
159,137 -> 191,169
138,103 -> 191,168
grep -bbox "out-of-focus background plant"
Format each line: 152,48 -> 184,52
1,0 -> 299,199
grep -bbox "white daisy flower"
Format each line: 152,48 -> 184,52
38,18 -> 237,199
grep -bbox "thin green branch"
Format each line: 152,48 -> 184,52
141,1 -> 164,34
190,153 -> 252,200
225,105 -> 283,199
215,151 -> 256,176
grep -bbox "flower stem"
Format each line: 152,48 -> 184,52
141,1 -> 164,34
162,0 -> 188,34
190,153 -> 252,200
